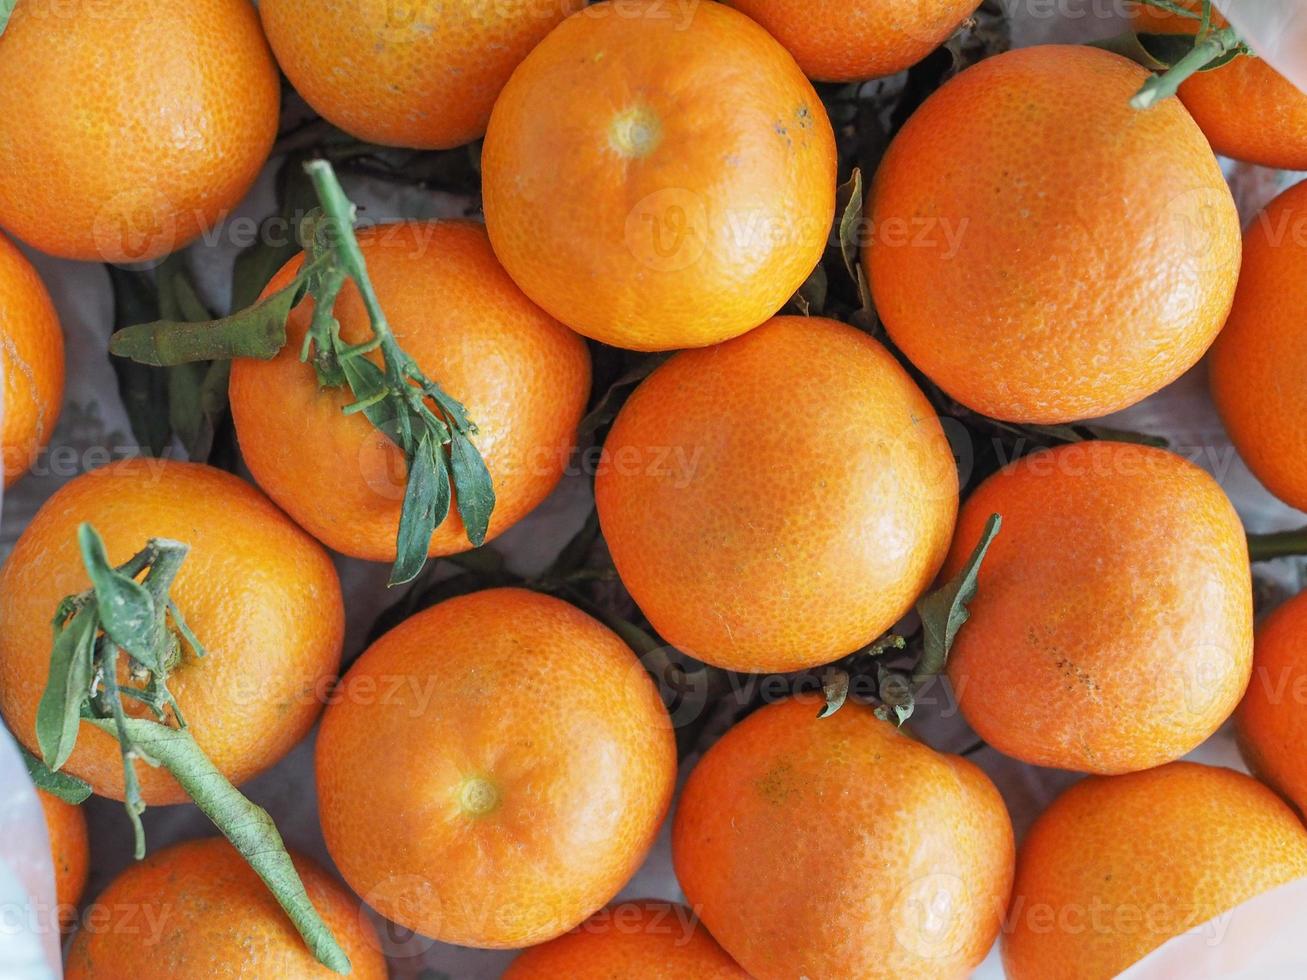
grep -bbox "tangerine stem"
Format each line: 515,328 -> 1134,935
1248,528 -> 1307,562
1130,26 -> 1245,110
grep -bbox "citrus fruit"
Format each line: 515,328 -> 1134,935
230,220 -> 590,563
260,0 -> 585,149
64,837 -> 387,979
0,459 -> 344,804
482,0 -> 837,351
1135,1 -> 1307,169
866,44 -> 1240,424
944,441 -> 1253,774
673,696 -> 1014,980
729,0 -> 982,81
504,901 -> 749,979
1237,588 -> 1307,818
0,0 -> 279,263
315,588 -> 677,948
595,315 -> 957,674
1209,179 -> 1307,510
36,789 -> 88,929
0,232 -> 63,488
1003,762 -> 1307,980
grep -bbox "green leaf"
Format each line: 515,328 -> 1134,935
84,717 -> 351,975
108,278 -> 303,367
449,427 -> 495,548
1135,31 -> 1246,71
915,514 -> 1002,680
0,0 -> 14,36
818,667 -> 850,719
78,525 -> 163,671
390,432 -> 451,587
232,155 -> 320,311
34,605 -> 98,771
19,744 -> 92,805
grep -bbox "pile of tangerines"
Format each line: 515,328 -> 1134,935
3,1 -> 1307,979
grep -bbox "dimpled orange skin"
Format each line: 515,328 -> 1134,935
0,460 -> 344,805
673,697 -> 1014,980
260,0 -> 585,150
1210,181 -> 1307,511
0,0 -> 279,263
230,221 -> 590,562
482,0 -> 837,352
64,838 -> 387,980
729,0 -> 982,81
37,789 -> 88,928
1237,589 -> 1307,818
504,901 -> 750,979
1135,1 -> 1307,169
1004,763 -> 1307,980
0,233 -> 63,487
315,588 -> 677,949
866,45 -> 1239,424
945,441 -> 1253,775
595,316 -> 957,674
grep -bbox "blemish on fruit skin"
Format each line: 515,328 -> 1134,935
757,761 -> 795,803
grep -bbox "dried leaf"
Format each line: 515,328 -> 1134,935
916,513 -> 1001,680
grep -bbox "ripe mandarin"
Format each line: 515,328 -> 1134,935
1209,179 -> 1307,510
0,233 -> 63,487
674,697 -> 1014,980
1135,0 -> 1307,169
945,441 -> 1253,774
0,0 -> 279,263
1004,763 -> 1307,980
1237,588 -> 1307,818
482,0 -> 837,351
504,901 -> 749,979
867,44 -> 1239,423
260,0 -> 584,149
595,316 -> 957,674
64,837 -> 387,979
229,221 -> 590,563
729,0 -> 982,81
315,588 -> 677,948
0,460 -> 344,804
36,789 -> 88,929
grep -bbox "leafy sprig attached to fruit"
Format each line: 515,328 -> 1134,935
819,514 -> 1003,723
1117,0 -> 1253,109
34,524 -> 350,974
110,159 -> 495,586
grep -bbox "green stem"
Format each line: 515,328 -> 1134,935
1131,0 -> 1203,18
1248,528 -> 1307,562
86,717 -> 352,975
1131,26 -> 1244,109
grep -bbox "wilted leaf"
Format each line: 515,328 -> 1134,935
109,278 -> 302,366
78,524 -> 163,671
916,514 -> 1001,680
818,667 -> 850,719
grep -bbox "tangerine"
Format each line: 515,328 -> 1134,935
64,837 -> 387,979
260,0 -> 585,149
0,0 -> 279,263
0,459 -> 344,804
0,232 -> 63,488
866,44 -> 1239,423
229,221 -> 590,563
595,316 -> 957,674
315,588 -> 677,948
944,441 -> 1253,774
1004,763 -> 1307,979
482,0 -> 837,351
673,696 -> 1014,980
36,789 -> 88,929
